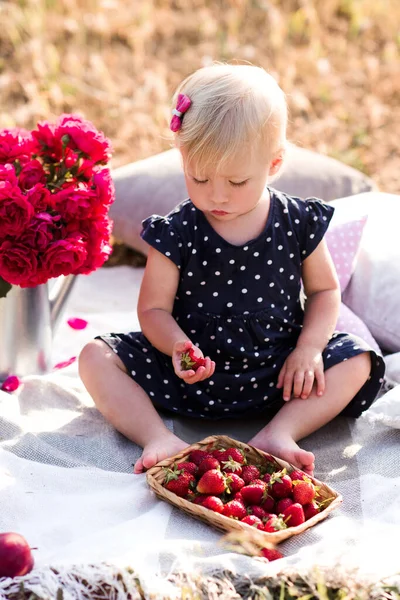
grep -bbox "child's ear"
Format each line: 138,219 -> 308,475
269,148 -> 285,177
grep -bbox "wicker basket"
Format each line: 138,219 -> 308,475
146,435 -> 343,545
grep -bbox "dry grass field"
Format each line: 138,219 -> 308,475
1,0 -> 399,263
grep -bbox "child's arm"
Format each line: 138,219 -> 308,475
138,247 -> 215,382
277,239 -> 340,401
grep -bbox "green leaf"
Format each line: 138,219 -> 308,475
0,277 -> 12,299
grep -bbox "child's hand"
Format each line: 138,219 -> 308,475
277,345 -> 325,401
172,340 -> 215,384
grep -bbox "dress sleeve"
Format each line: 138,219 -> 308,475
295,198 -> 335,260
140,214 -> 184,268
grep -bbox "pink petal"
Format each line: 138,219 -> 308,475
67,317 -> 88,330
54,356 -> 77,370
1,375 -> 21,392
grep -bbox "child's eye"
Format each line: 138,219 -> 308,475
230,180 -> 248,187
193,177 -> 208,185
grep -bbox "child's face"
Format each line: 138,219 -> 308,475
180,145 -> 280,222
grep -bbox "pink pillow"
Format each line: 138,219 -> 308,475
325,213 -> 368,293
337,302 -> 381,354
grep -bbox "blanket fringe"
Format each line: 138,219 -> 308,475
0,563 -> 399,600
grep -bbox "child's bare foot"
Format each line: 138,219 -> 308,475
248,434 -> 315,476
133,432 -> 189,474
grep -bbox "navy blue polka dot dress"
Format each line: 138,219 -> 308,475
98,188 -> 385,420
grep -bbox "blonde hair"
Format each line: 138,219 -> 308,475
171,63 -> 288,175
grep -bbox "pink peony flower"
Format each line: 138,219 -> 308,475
52,182 -> 97,220
0,128 -> 34,164
20,213 -> 62,251
18,159 -> 47,191
0,181 -> 34,237
0,240 -> 38,286
41,237 -> 87,278
56,114 -> 112,163
31,121 -> 63,161
67,215 -> 113,273
26,183 -> 52,212
0,163 -> 18,185
92,168 -> 115,211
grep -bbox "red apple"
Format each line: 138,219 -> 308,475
0,532 -> 34,578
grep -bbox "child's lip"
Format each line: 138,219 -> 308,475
211,210 -> 229,215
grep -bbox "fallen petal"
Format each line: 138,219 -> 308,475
67,317 -> 88,330
54,356 -> 77,369
1,375 -> 21,392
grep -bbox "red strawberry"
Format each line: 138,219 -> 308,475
260,494 -> 275,513
181,348 -> 206,371
197,457 -> 221,476
220,447 -> 246,465
282,503 -> 305,527
241,515 -> 263,528
197,469 -> 226,495
263,515 -> 287,532
176,461 -> 198,476
290,469 -> 309,481
200,496 -> 224,514
212,448 -> 227,461
260,547 -> 284,561
222,499 -> 247,520
164,469 -> 195,498
275,497 -> 294,514
241,465 -> 260,484
221,457 -> 243,476
189,449 -> 213,466
233,491 -> 244,503
292,481 -> 316,505
193,495 -> 208,505
269,470 -> 293,499
303,501 -> 320,520
226,473 -> 245,494
248,505 -> 270,521
241,483 -> 266,505
263,473 -> 272,484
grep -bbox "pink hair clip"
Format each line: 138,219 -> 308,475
170,93 -> 192,132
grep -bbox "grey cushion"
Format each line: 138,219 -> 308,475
110,145 -> 377,255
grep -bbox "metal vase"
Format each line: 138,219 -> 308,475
0,275 -> 77,381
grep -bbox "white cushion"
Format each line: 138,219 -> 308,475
336,192 -> 400,353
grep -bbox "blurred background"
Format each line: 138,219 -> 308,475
1,0 -> 399,263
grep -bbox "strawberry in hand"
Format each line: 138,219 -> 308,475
172,340 -> 215,384
181,347 -> 206,371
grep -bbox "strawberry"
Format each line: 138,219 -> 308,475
212,448 -> 227,461
226,473 -> 245,494
240,482 -> 266,505
221,457 -> 243,476
260,547 -> 284,561
241,465 -> 260,484
200,496 -> 224,514
189,449 -> 214,466
247,505 -> 270,521
193,495 -> 208,505
233,491 -> 244,503
164,468 -> 195,498
282,503 -> 305,527
241,515 -> 263,528
275,497 -> 294,514
263,515 -> 287,532
269,470 -> 293,499
197,469 -> 226,495
222,500 -> 247,520
197,457 -> 221,476
303,501 -> 320,520
292,481 -> 316,505
176,461 -> 198,476
181,348 -> 206,371
260,494 -> 275,513
263,473 -> 272,484
220,447 -> 246,465
290,469 -> 309,481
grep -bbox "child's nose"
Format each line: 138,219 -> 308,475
211,184 -> 229,204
